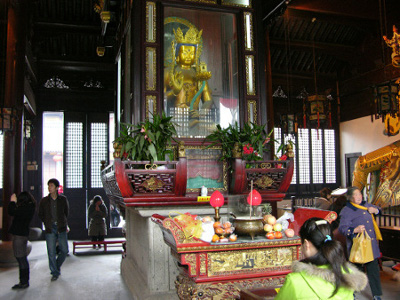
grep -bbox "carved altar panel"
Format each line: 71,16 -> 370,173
207,246 -> 295,277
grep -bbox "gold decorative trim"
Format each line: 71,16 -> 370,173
200,253 -> 207,275
178,141 -> 186,158
163,218 -> 204,244
222,0 -> 252,8
163,219 -> 186,243
184,253 -> 197,276
247,100 -> 257,123
244,12 -> 253,51
145,95 -> 157,119
176,273 -> 284,300
175,238 -> 301,252
260,162 -> 272,169
208,247 -> 294,277
185,0 -> 217,3
146,47 -> 156,91
232,142 -> 242,159
141,176 -> 165,191
245,55 -> 256,95
146,2 -> 156,43
254,175 -> 274,189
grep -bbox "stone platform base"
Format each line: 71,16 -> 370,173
121,256 -> 179,300
121,206 -> 223,299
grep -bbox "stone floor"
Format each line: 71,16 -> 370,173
0,240 -> 399,300
0,239 -> 132,300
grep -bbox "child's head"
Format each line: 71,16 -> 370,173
300,217 -> 333,256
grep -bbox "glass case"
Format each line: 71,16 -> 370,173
227,194 -> 263,220
163,7 -> 239,138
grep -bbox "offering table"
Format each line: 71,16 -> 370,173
151,214 -> 301,300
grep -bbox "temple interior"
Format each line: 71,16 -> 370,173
1,0 -> 400,299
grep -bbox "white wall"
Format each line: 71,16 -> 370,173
340,116 -> 399,186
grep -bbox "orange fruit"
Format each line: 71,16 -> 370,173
213,221 -> 221,228
215,227 -> 224,235
212,234 -> 220,242
222,222 -> 232,229
225,227 -> 233,234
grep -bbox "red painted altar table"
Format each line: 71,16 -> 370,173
151,214 -> 301,300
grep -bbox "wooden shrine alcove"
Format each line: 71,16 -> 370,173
100,1 -> 291,299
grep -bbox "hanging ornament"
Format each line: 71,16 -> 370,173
307,95 -> 326,129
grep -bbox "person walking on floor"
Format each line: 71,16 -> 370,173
339,186 -> 383,300
8,192 -> 36,289
38,178 -> 69,281
87,195 -> 108,249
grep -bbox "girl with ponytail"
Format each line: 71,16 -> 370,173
275,217 -> 367,299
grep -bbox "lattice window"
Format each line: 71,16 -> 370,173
311,129 -> 323,184
298,128 -> 311,184
65,122 -> 83,188
91,123 -> 108,188
0,133 -> 3,189
324,129 -> 336,183
275,127 -> 337,186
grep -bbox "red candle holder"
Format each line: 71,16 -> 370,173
210,190 -> 224,222
247,189 -> 262,206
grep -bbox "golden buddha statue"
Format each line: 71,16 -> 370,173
383,24 -> 400,67
353,140 -> 400,208
165,26 -> 212,129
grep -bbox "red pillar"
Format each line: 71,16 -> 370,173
2,0 -> 27,241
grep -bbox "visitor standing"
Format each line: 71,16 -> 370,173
87,195 -> 108,249
339,186 -> 383,300
38,178 -> 69,281
8,192 -> 36,289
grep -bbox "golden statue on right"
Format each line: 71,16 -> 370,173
164,26 -> 213,132
383,24 -> 400,67
353,140 -> 400,208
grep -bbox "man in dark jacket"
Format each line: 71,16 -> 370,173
38,178 -> 69,281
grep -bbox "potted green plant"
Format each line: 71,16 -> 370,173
204,122 -> 280,168
113,112 -> 177,163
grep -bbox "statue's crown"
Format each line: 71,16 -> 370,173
173,26 -> 202,45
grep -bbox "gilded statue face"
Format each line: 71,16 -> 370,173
177,45 -> 196,67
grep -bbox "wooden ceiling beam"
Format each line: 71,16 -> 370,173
285,7 -> 378,32
340,64 -> 400,96
34,21 -> 100,33
37,59 -> 115,72
272,70 -> 337,80
270,38 -> 357,62
288,0 -> 379,21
